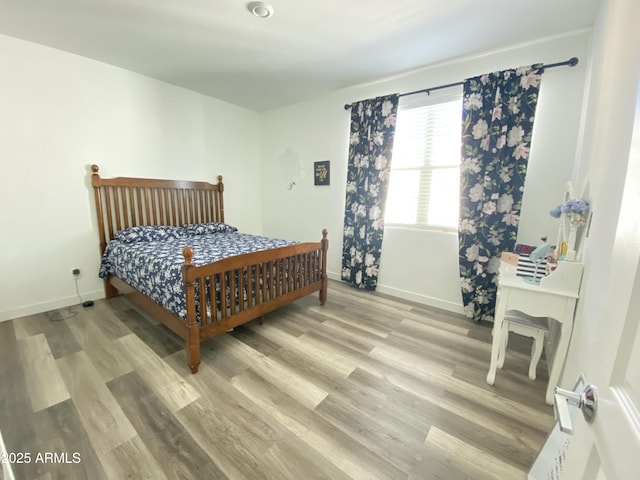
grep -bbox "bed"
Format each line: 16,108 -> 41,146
90,165 -> 328,373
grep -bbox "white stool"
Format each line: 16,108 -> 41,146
497,310 -> 549,380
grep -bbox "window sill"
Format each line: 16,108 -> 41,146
385,223 -> 458,234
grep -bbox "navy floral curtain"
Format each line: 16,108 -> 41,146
459,67 -> 542,322
341,94 -> 399,290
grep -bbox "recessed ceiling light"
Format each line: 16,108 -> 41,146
247,1 -> 274,19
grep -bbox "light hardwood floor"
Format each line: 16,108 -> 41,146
0,280 -> 555,479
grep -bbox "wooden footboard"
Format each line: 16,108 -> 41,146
182,229 -> 328,373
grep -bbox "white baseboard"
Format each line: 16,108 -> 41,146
375,284 -> 465,315
2,276 -> 464,322
326,271 -> 342,282
326,271 -> 464,315
0,289 -> 104,323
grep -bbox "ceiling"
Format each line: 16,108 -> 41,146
0,0 -> 601,112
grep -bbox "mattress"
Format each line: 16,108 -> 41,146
99,225 -> 296,319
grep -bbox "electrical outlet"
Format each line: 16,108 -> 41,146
72,268 -> 80,276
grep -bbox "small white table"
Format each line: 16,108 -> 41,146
487,260 -> 584,404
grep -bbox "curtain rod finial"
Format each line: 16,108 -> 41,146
344,104 -> 352,110
569,57 -> 579,67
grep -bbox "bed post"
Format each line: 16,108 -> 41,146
182,246 -> 201,374
91,164 -> 118,299
320,229 -> 328,305
217,175 -> 225,223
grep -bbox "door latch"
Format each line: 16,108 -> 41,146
553,384 -> 597,434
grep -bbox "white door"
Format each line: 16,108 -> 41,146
559,80 -> 640,478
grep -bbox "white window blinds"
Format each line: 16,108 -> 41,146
385,91 -> 463,229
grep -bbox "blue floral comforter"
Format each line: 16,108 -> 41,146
99,226 -> 296,320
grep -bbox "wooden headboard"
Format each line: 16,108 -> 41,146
91,164 -> 225,254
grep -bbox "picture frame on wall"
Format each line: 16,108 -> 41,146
314,161 -> 330,186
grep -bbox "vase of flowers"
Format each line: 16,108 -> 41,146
550,198 -> 590,261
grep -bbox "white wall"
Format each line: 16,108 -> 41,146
561,0 -> 640,390
0,29 -> 595,321
260,31 -> 591,313
0,34 -> 262,321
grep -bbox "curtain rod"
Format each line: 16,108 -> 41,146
343,56 -> 579,110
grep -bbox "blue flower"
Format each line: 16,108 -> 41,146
550,198 -> 590,226
552,198 -> 590,215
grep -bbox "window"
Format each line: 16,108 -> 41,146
385,91 -> 463,229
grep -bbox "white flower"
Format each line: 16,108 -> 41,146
482,201 -> 496,215
346,181 -> 357,193
496,134 -> 506,150
475,288 -> 489,304
463,302 -> 475,318
461,157 -> 481,173
366,265 -> 379,277
461,277 -> 474,293
469,183 -> 484,202
365,253 -> 375,267
492,104 -> 502,121
375,154 -> 388,171
350,132 -> 360,145
459,218 -> 477,234
497,194 -> 514,213
384,114 -> 396,128
499,166 -> 512,183
488,232 -> 502,246
520,71 -> 541,90
373,131 -> 384,146
513,143 -> 530,160
343,226 -> 354,237
568,212 -> 588,226
355,271 -> 362,285
502,211 -> 519,226
464,93 -> 483,110
381,100 -> 394,117
472,119 -> 489,140
507,125 -> 525,147
465,244 -> 480,262
488,256 -> 501,274
371,218 -> 384,230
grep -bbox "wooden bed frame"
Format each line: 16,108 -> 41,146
90,165 -> 328,373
